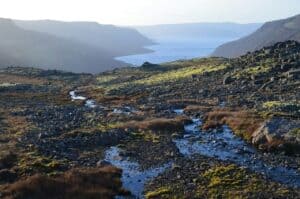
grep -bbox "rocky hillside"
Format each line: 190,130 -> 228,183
0,41 -> 299,198
212,14 -> 300,58
96,40 -> 300,154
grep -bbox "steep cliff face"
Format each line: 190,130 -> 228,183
212,14 -> 300,58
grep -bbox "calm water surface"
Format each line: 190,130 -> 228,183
116,37 -> 237,65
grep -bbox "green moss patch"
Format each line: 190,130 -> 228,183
145,187 -> 171,199
262,101 -> 300,117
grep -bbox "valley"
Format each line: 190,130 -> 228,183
0,40 -> 299,198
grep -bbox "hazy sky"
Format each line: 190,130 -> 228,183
1,0 -> 300,25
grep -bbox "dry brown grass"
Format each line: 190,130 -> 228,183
1,166 -> 129,199
0,74 -> 46,85
0,113 -> 32,153
0,113 -> 28,171
76,86 -> 148,106
167,98 -> 219,106
184,105 -> 213,113
121,116 -> 191,132
203,109 -> 264,141
2,115 -> 31,137
0,91 -> 73,106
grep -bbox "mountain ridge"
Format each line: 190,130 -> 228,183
134,22 -> 262,41
15,19 -> 154,56
212,14 -> 300,57
0,18 -> 154,73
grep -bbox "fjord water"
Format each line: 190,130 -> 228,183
116,37 -> 237,65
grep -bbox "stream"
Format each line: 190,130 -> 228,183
69,90 -> 97,108
173,109 -> 300,188
70,90 -> 169,198
70,91 -> 300,197
105,147 -> 171,198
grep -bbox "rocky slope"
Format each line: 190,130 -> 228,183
0,41 -> 299,198
212,14 -> 300,58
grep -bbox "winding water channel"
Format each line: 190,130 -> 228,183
105,147 -> 171,198
173,111 -> 300,188
70,92 -> 300,198
69,90 -> 97,108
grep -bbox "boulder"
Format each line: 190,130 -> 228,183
252,118 -> 300,152
287,69 -> 300,80
223,74 -> 234,85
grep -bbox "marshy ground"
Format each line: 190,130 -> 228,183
0,41 -> 300,198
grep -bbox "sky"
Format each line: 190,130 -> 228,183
0,0 -> 299,25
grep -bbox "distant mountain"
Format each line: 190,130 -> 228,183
212,14 -> 300,58
0,19 -> 153,73
134,23 -> 262,41
15,20 -> 153,57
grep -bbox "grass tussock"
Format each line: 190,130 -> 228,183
203,110 -> 264,141
1,166 -> 128,199
184,105 -> 213,113
122,116 -> 191,132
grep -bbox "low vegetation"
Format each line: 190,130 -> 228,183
262,101 -> 300,117
145,162 -> 298,199
1,41 -> 300,198
121,116 -> 191,132
203,109 -> 264,141
233,65 -> 272,79
200,164 -> 293,198
145,187 -> 171,199
1,166 -> 128,199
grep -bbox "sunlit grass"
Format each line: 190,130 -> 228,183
234,65 -> 272,78
133,64 -> 227,85
98,63 -> 228,92
96,75 -> 119,84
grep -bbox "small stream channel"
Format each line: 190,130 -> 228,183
70,90 -> 170,198
70,91 -> 300,197
69,90 -> 97,108
105,147 -> 171,198
173,109 -> 300,188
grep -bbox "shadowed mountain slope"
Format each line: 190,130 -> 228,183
0,18 -> 154,73
14,20 -> 153,57
212,14 -> 300,58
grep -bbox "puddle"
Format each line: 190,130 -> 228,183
85,99 -> 97,108
173,109 -> 184,115
219,101 -> 226,107
113,106 -> 137,115
0,83 -> 18,87
105,147 -> 171,198
173,110 -> 300,188
69,90 -> 86,100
